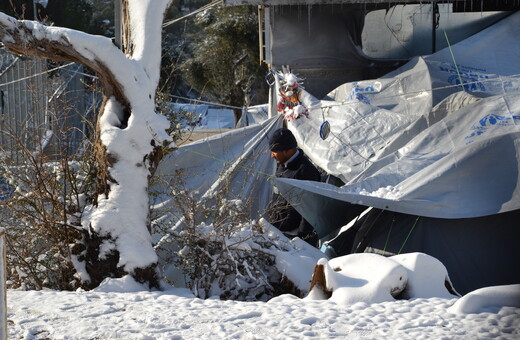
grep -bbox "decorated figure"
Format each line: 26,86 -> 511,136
276,72 -> 309,122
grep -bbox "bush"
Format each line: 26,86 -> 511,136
151,170 -> 291,301
0,122 -> 96,290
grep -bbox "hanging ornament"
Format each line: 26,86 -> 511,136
275,70 -> 309,122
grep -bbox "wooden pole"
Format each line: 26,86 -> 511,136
114,0 -> 123,49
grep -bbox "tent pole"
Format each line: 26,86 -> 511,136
432,1 -> 439,54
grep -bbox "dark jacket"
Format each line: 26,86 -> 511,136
267,149 -> 321,236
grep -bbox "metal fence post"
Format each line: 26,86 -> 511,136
0,228 -> 6,340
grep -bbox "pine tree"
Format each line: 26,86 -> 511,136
180,4 -> 267,123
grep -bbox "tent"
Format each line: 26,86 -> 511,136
273,11 -> 520,294
153,11 -> 520,294
322,208 -> 520,294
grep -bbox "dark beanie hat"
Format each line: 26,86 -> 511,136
269,128 -> 297,151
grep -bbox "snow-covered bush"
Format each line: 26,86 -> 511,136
171,220 -> 280,301
151,172 -> 296,301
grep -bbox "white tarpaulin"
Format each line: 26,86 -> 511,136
276,11 -> 520,219
151,117 -> 282,226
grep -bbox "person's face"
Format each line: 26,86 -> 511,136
271,149 -> 295,164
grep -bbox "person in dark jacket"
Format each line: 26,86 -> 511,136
267,128 -> 321,247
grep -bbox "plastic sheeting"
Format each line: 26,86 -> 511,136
151,116 -> 282,226
276,11 -> 520,220
236,104 -> 269,127
153,11 -> 520,227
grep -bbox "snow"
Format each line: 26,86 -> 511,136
6,229 -> 519,338
2,4 -> 520,339
448,285 -> 520,315
391,253 -> 458,299
1,0 -> 177,279
273,238 -> 326,292
7,276 -> 520,339
314,254 -> 409,305
359,185 -> 402,199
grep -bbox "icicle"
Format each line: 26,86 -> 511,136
307,4 -> 312,37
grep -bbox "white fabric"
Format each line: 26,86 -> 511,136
151,116 -> 282,225
276,11 -> 520,219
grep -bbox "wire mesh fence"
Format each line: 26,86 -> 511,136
0,48 -> 101,165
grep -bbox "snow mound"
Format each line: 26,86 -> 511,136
309,253 -> 408,305
93,275 -> 149,293
391,252 -> 459,299
306,252 -> 462,305
448,284 -> 520,314
274,237 -> 326,292
260,218 -> 326,292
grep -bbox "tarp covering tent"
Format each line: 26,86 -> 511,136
272,11 -> 520,294
152,11 -> 520,294
275,10 -> 520,220
276,92 -> 520,219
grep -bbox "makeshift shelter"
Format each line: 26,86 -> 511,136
152,11 -> 520,294
323,208 -> 520,295
151,116 -> 281,228
273,10 -> 520,294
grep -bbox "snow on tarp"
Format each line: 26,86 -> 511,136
448,284 -> 520,314
275,11 -> 520,219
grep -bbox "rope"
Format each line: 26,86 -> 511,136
162,0 -> 220,28
383,215 -> 395,253
0,62 -> 75,87
0,56 -> 20,79
397,216 -> 420,254
168,94 -> 244,110
444,30 -> 465,91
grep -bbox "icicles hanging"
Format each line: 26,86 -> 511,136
307,4 -> 312,37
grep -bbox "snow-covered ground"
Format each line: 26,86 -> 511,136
5,231 -> 520,339
7,285 -> 520,339
7,257 -> 520,339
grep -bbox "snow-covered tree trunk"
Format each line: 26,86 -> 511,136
0,0 -> 174,289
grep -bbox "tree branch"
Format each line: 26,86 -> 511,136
0,12 -> 129,106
